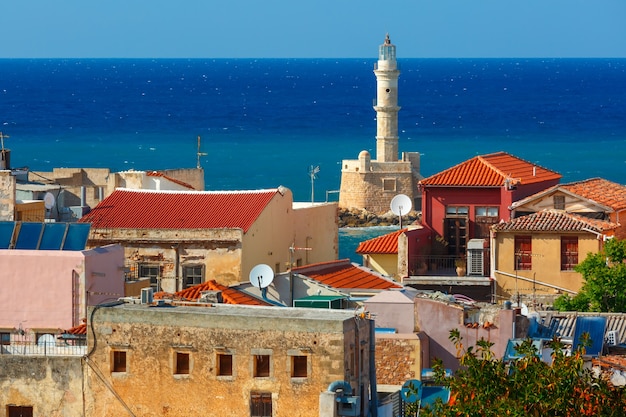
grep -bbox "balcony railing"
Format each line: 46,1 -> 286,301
0,341 -> 87,356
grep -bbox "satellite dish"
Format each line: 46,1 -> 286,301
390,194 -> 412,216
249,264 -> 274,289
43,192 -> 56,209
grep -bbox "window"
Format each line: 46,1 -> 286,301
291,355 -> 308,378
475,207 -> 499,238
7,406 -> 33,417
561,237 -> 579,270
183,265 -> 204,288
140,264 -> 160,290
217,353 -> 233,376
553,195 -> 565,210
254,355 -> 271,378
445,206 -> 469,256
1,332 -> 10,345
112,350 -> 127,373
383,178 -> 396,192
175,352 -> 190,375
250,392 -> 272,417
514,236 -> 532,270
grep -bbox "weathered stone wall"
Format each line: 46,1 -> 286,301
375,334 -> 421,385
0,170 -> 16,220
339,160 -> 418,214
86,304 -> 372,417
0,356 -> 84,417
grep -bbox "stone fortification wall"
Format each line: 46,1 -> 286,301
338,207 -> 420,228
0,170 -> 15,220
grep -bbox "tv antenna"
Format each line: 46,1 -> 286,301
196,135 -> 208,169
390,194 -> 412,228
249,264 -> 275,289
309,165 -> 320,204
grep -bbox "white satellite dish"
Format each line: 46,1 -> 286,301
43,192 -> 56,209
249,264 -> 274,289
390,194 -> 412,216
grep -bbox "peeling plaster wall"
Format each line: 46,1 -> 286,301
0,170 -> 16,220
0,356 -> 84,417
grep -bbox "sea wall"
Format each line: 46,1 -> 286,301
338,207 -> 420,228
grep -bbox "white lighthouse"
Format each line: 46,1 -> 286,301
374,33 -> 401,162
338,34 -> 421,214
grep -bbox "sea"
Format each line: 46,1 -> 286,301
1,58 -> 625,262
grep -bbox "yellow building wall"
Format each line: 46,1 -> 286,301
363,253 -> 398,279
493,232 -> 601,301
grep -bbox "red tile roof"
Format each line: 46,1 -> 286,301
292,259 -> 402,290
492,209 -> 618,233
560,178 -> 626,211
79,188 -> 280,232
146,171 -> 195,190
64,323 -> 87,335
419,151 -> 561,187
356,229 -> 406,254
155,280 -> 271,306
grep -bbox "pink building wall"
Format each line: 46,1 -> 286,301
0,244 -> 124,331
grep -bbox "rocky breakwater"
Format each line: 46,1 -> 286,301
338,207 -> 421,228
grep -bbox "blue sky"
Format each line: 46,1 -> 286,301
2,1 -> 625,58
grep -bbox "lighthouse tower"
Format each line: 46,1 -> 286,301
338,34 -> 421,214
374,34 -> 401,162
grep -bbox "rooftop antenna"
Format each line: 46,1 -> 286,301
196,135 -> 208,169
309,165 -> 320,204
390,194 -> 412,228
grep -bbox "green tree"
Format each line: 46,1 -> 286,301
554,238 -> 626,312
421,330 -> 626,417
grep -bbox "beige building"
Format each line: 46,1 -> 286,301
339,35 -> 421,214
491,209 -> 618,304
85,300 -> 373,417
79,187 -> 338,292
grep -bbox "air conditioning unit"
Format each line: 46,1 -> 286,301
467,239 -> 486,276
141,287 -> 154,304
337,395 -> 361,417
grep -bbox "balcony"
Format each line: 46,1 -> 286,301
1,334 -> 86,357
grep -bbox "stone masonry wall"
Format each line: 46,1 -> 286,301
375,335 -> 421,386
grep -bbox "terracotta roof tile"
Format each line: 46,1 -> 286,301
492,209 -> 618,233
560,178 -> 626,211
79,188 -> 280,232
146,171 -> 195,190
292,259 -> 402,290
356,229 -> 406,254
64,323 -> 87,335
155,280 -> 271,306
420,151 -> 561,187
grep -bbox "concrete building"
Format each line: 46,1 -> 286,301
85,300 -> 374,417
0,233 -> 124,338
79,187 -> 338,293
339,34 -> 421,214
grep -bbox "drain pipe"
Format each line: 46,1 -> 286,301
369,319 -> 378,417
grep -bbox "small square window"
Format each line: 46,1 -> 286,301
291,355 -> 307,378
217,353 -> 233,376
554,195 -> 565,210
0,332 -> 10,346
112,350 -> 127,373
383,178 -> 396,192
175,352 -> 190,375
254,355 -> 271,378
7,405 -> 33,417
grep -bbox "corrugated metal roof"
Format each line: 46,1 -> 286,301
293,259 -> 402,290
79,188 -> 280,232
492,209 -> 618,233
155,280 -> 271,306
356,228 -> 406,254
419,151 -> 561,187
